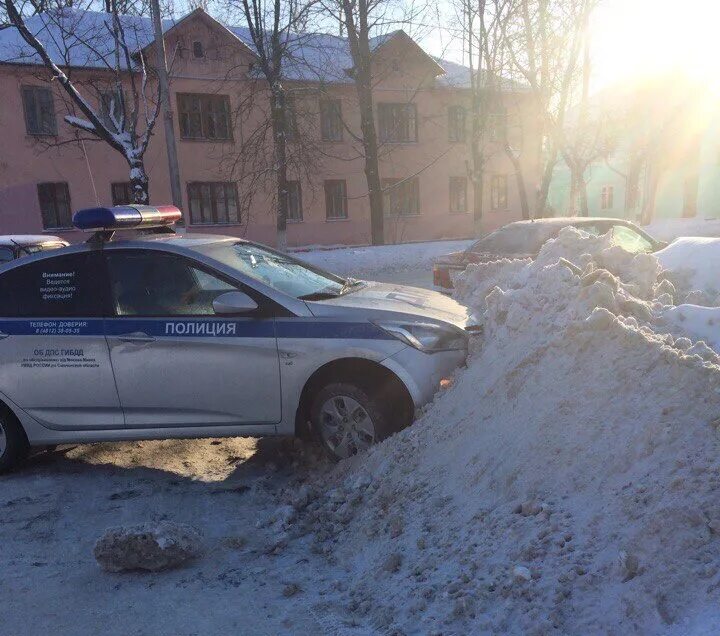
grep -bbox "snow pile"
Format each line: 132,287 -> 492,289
280,227 -> 720,633
657,238 -> 720,304
294,239 -> 472,279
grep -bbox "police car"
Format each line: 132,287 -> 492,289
0,235 -> 69,263
0,206 -> 473,472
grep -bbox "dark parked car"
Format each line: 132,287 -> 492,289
0,235 -> 69,264
432,217 -> 665,291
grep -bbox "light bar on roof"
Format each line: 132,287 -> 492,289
72,205 -> 182,231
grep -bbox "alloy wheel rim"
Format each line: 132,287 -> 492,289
319,395 -> 375,458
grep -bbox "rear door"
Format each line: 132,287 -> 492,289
0,250 -> 123,429
103,249 -> 282,428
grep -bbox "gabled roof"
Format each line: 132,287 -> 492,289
0,7 -> 508,89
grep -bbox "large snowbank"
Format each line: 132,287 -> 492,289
656,238 -> 720,301
276,227 -> 720,633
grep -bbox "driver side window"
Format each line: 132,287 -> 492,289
106,251 -> 237,316
611,225 -> 653,254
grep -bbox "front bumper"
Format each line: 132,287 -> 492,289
381,345 -> 466,410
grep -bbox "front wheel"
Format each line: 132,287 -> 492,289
0,410 -> 29,474
310,383 -> 396,461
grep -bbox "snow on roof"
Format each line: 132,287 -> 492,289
0,8 -> 506,89
0,234 -> 67,246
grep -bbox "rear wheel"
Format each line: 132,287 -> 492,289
310,382 -> 399,461
0,411 -> 29,474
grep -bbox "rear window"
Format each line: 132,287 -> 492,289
0,252 -> 106,317
470,224 -> 558,255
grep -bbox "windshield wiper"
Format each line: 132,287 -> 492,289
339,278 -> 364,295
298,291 -> 341,301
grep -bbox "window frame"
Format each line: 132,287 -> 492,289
324,180 -> 348,221
319,98 -> 343,142
22,85 -> 57,136
177,93 -> 233,141
449,176 -> 468,213
377,102 -> 418,143
192,41 -> 205,59
286,180 -> 303,222
601,185 -> 614,210
490,175 -> 508,212
448,105 -> 466,143
37,182 -> 72,230
111,182 -> 133,206
186,181 -> 240,226
382,177 -> 420,217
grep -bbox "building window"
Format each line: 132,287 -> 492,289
378,103 -> 417,143
100,88 -> 125,132
324,180 -> 347,220
490,175 -> 508,211
489,113 -> 507,142
37,182 -> 71,229
448,105 -> 466,142
177,93 -> 232,140
111,182 -> 133,206
22,86 -> 56,136
320,99 -> 343,142
192,41 -> 205,59
449,177 -> 467,213
287,181 -> 303,222
383,177 -> 420,217
601,185 -> 614,210
284,94 -> 298,141
187,182 -> 239,225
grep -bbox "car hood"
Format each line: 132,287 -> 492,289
306,280 -> 474,329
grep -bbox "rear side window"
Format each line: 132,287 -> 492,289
0,252 -> 106,317
471,224 -> 556,255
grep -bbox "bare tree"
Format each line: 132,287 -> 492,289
502,0 -> 596,218
224,0 -> 316,251
2,0 -> 161,203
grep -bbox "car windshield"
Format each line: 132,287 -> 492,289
201,241 -> 351,299
470,224 -> 558,255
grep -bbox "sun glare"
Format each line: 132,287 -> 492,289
592,0 -> 720,91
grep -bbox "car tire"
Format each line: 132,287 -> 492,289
0,409 -> 29,474
310,382 -> 399,461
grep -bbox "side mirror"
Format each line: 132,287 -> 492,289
212,291 -> 258,315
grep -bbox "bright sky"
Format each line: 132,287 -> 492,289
418,0 -> 720,93
590,0 -> 720,90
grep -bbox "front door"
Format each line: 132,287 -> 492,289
0,250 -> 123,429
103,249 -> 282,428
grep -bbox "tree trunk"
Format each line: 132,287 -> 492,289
579,178 -> 589,216
355,68 -> 384,245
472,175 -> 484,237
129,162 -> 149,205
505,146 -> 530,220
535,146 -> 557,218
270,86 -> 289,252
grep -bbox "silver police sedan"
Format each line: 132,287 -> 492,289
0,206 -> 473,472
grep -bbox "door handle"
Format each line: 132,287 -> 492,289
117,331 -> 156,343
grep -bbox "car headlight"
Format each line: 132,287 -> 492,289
373,320 -> 468,353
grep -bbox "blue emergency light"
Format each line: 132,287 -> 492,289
72,205 -> 182,232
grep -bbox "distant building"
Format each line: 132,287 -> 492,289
548,77 -> 720,223
0,8 -> 539,246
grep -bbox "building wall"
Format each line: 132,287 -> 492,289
0,15 -> 539,247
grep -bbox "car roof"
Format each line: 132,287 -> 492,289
0,234 -> 68,246
502,217 -> 634,229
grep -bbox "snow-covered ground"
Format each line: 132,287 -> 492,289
292,239 -> 472,289
644,218 -> 720,241
5,231 -> 720,634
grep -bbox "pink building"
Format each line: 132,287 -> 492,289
0,9 -> 539,247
